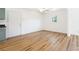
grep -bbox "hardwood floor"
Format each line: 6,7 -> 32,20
0,30 -> 79,51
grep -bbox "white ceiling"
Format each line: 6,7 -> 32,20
20,8 -> 62,13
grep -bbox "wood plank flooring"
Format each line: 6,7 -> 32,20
0,30 -> 79,51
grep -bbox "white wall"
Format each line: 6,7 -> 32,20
42,8 -> 68,33
6,8 -> 42,38
68,8 -> 79,35
21,9 -> 42,34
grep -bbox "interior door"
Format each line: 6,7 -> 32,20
7,9 -> 21,37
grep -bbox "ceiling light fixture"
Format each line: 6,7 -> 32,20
38,8 -> 59,12
38,8 -> 49,12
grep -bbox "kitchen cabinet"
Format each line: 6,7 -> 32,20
0,8 -> 5,20
0,25 -> 6,41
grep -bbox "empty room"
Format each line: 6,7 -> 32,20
0,8 -> 79,51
